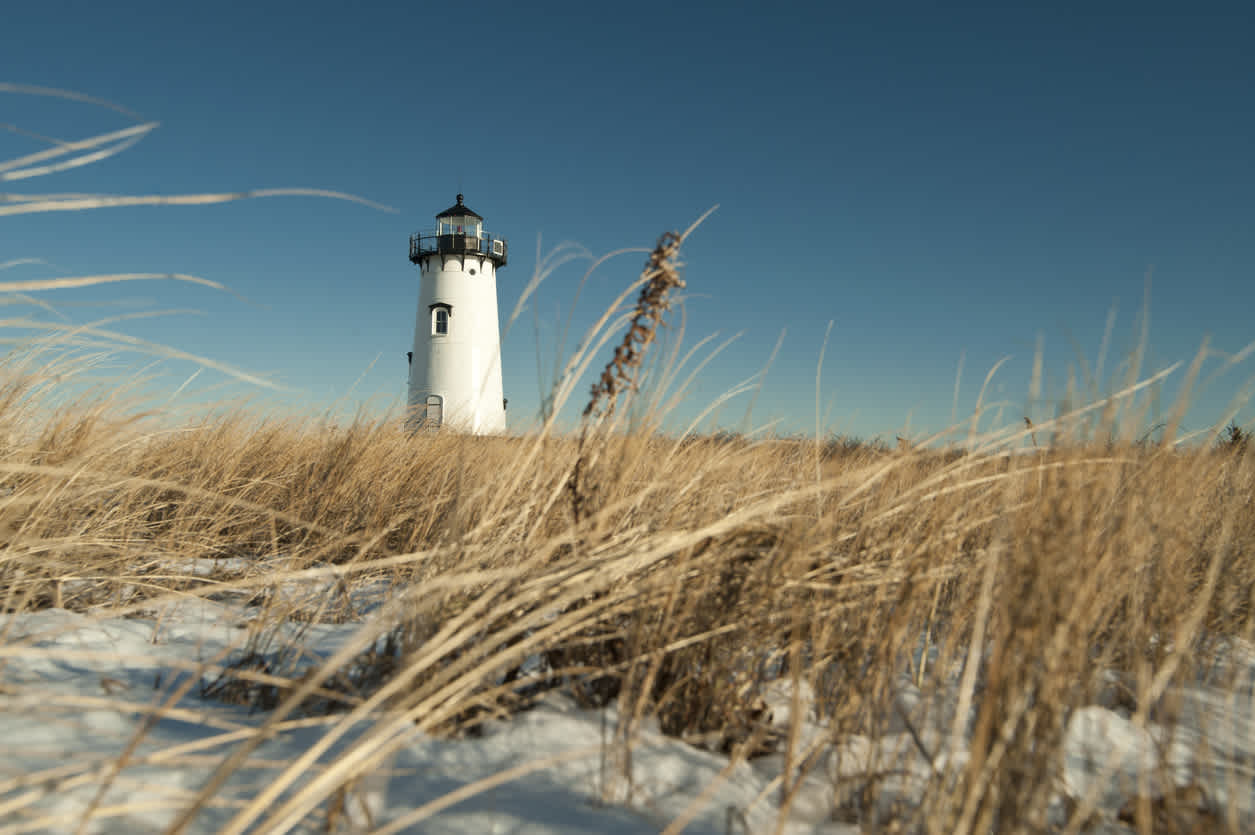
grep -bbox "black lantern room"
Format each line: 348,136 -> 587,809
409,194 -> 508,267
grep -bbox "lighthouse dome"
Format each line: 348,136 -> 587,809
435,193 -> 483,221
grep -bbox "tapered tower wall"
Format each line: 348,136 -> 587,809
407,252 -> 506,433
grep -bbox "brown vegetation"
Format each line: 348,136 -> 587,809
1,336 -> 1252,832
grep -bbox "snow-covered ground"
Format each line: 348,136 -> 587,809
0,595 -> 856,834
2,575 -> 1253,833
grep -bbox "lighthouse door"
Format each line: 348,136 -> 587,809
425,395 -> 443,427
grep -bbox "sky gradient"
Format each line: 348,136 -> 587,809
4,0 -> 1253,443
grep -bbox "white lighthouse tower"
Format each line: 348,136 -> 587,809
407,194 -> 508,433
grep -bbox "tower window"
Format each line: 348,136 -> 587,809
429,303 -> 452,336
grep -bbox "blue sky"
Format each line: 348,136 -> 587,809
4,0 -> 1253,442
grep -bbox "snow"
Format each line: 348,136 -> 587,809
0,601 -> 856,833
156,557 -> 255,578
1,596 -> 1253,832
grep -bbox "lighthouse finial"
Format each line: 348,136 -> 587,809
456,193 -> 464,206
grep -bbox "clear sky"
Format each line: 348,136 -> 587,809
4,0 -> 1253,443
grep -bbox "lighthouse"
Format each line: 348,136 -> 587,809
407,194 -> 508,433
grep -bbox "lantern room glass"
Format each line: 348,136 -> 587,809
440,216 -> 480,238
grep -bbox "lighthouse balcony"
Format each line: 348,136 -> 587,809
409,231 -> 508,266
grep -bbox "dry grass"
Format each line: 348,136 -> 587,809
1,314 -> 1252,833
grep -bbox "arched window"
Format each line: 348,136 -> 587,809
430,303 -> 452,336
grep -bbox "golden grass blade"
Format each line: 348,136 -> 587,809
0,83 -> 146,120
0,317 -> 283,389
0,123 -> 70,146
0,123 -> 158,177
0,273 -> 226,294
4,135 -> 148,181
0,292 -> 70,320
0,259 -> 50,271
0,188 -> 398,216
